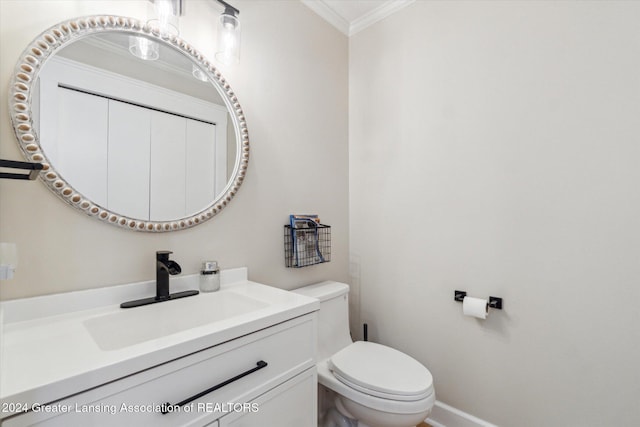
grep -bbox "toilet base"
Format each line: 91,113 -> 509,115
319,384 -> 429,427
322,407 -> 357,427
338,393 -> 430,427
319,387 -> 355,427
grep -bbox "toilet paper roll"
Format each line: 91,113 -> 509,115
463,296 -> 489,319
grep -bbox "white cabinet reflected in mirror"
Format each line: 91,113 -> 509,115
9,16 -> 249,231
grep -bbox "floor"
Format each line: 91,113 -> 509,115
417,423 -> 433,427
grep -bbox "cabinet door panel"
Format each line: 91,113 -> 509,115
108,100 -> 151,219
57,87 -> 108,206
219,368 -> 317,427
150,111 -> 186,221
185,120 -> 216,215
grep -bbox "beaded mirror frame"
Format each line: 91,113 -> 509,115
8,15 -> 249,232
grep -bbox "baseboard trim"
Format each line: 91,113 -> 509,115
426,400 -> 497,427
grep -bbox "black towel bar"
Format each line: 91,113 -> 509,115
0,159 -> 44,181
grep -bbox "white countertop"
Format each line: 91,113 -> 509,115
0,268 -> 318,419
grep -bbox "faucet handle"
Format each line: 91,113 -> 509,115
156,251 -> 181,275
166,260 -> 182,275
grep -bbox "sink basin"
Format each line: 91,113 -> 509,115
84,291 -> 267,351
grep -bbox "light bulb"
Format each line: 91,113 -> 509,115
215,13 -> 240,65
154,0 -> 173,22
149,0 -> 179,36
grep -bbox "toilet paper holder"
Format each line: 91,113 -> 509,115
454,290 -> 503,310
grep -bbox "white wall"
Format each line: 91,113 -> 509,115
350,1 -> 640,426
4,0 -> 639,424
0,0 -> 349,300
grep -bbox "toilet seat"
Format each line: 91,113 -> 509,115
317,359 -> 435,416
328,341 -> 434,402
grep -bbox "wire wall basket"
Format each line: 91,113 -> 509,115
284,224 -> 331,268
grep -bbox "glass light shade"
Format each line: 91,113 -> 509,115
192,64 -> 209,82
215,13 -> 240,65
148,0 -> 180,36
129,36 -> 160,61
147,18 -> 179,37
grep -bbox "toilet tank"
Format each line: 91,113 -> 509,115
292,281 -> 353,361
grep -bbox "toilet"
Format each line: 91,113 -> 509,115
293,281 -> 435,427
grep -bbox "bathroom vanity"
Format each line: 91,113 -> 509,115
0,268 -> 318,426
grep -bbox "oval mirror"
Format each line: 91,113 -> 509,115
8,15 -> 249,232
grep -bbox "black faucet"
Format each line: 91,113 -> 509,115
120,251 -> 199,309
156,250 -> 181,300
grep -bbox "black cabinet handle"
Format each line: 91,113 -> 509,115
161,360 -> 268,414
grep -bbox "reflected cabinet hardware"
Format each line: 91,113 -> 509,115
454,290 -> 503,309
0,159 -> 43,181
120,251 -> 199,308
161,360 -> 268,414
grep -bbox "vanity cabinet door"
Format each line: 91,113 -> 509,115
2,315 -> 315,427
219,368 -> 317,427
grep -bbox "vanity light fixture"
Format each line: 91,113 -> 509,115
215,0 -> 241,65
129,0 -> 184,61
148,0 -> 183,36
130,0 -> 241,65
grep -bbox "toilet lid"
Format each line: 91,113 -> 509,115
328,341 -> 433,401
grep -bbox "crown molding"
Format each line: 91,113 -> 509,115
349,0 -> 415,36
301,0 -> 415,37
301,0 -> 350,35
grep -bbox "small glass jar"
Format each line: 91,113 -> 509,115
200,261 -> 220,292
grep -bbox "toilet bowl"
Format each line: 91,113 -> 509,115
293,281 -> 435,427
